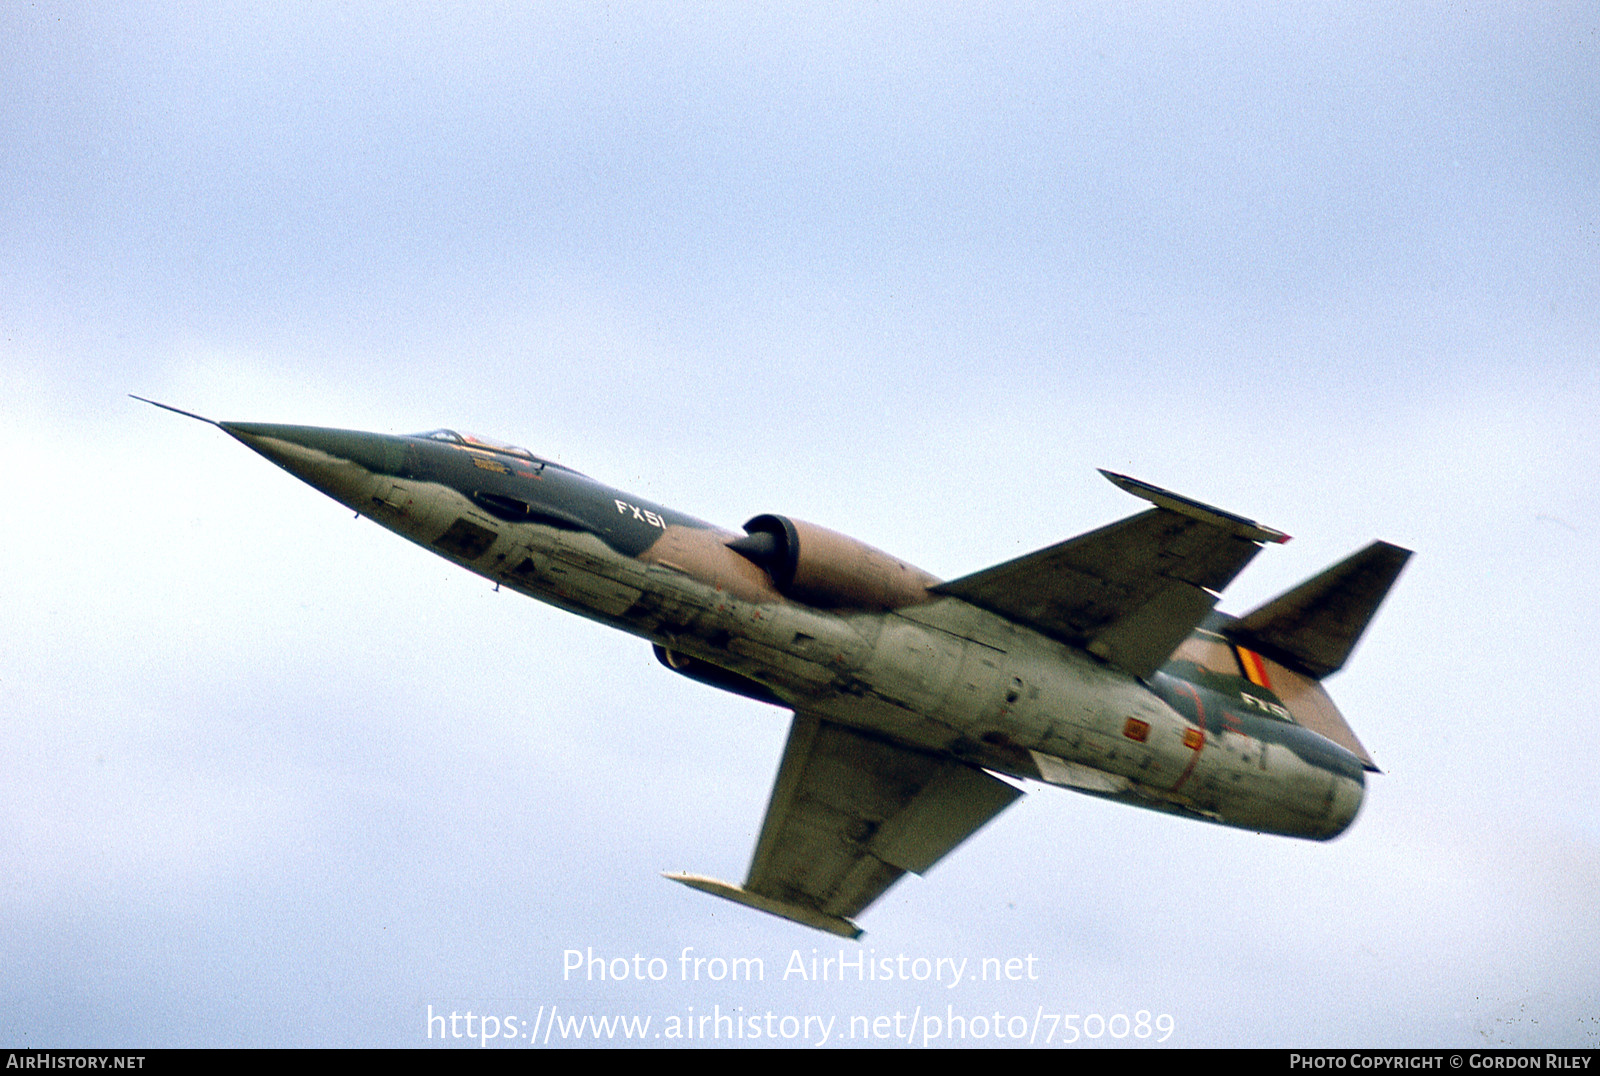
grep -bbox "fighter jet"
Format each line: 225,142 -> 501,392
135,398 -> 1409,938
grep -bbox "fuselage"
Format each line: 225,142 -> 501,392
221,421 -> 1366,842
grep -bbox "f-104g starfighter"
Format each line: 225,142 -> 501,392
137,398 -> 1409,938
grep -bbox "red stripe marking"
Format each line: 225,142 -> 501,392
1169,682 -> 1206,793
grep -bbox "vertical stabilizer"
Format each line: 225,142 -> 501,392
1220,541 -> 1410,772
1227,541 -> 1411,680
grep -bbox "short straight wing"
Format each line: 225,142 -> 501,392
933,471 -> 1288,679
668,712 -> 1020,937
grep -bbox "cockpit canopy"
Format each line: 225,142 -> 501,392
414,428 -> 536,459
412,429 -> 583,475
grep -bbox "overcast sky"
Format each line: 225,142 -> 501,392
3,2 -> 1598,1049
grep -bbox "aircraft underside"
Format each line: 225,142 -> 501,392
136,403 -> 1405,938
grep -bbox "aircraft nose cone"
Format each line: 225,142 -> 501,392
220,422 -> 407,509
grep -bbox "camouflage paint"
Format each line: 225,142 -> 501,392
209,420 -> 1376,845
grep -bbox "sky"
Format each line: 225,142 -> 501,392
3,2 -> 1598,1049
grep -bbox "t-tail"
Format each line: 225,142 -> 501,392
1205,541 -> 1411,771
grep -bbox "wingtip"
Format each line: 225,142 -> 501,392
663,873 -> 864,939
1099,469 -> 1290,544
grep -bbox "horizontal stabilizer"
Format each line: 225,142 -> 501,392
1228,541 -> 1412,680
